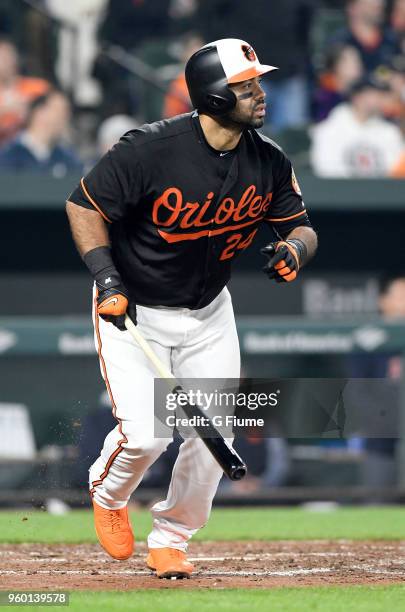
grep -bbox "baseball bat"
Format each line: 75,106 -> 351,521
124,314 -> 247,481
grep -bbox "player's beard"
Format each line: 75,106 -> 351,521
218,100 -> 266,130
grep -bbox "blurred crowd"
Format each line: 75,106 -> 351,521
0,0 -> 404,177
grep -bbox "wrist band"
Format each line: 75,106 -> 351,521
83,246 -> 122,288
286,239 -> 307,265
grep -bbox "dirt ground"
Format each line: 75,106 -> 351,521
1,541 -> 404,590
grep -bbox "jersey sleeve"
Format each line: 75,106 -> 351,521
67,134 -> 142,223
265,149 -> 312,238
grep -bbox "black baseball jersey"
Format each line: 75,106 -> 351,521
69,112 -> 312,309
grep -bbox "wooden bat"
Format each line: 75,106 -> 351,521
124,315 -> 247,481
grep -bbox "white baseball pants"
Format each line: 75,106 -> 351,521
89,287 -> 240,550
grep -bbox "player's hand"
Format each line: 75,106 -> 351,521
261,240 -> 302,283
96,284 -> 137,330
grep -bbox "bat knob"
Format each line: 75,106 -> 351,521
230,464 -> 248,481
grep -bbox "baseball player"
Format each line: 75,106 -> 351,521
66,38 -> 317,579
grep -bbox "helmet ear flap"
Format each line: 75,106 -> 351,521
207,94 -> 223,109
205,89 -> 237,115
185,45 -> 238,116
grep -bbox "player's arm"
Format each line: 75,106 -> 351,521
67,134 -> 142,327
66,199 -> 136,329
262,148 -> 317,283
66,201 -> 109,256
261,225 -> 318,283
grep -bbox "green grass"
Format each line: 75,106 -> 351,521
13,587 -> 405,612
0,506 -> 405,544
2,510 -> 405,611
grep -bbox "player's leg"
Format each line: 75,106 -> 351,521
90,306 -> 172,511
148,288 -> 240,551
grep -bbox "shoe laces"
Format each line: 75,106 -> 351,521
108,510 -> 124,533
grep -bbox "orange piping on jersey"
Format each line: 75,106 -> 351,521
265,209 -> 307,223
90,291 -> 127,495
158,216 -> 265,243
80,177 -> 112,224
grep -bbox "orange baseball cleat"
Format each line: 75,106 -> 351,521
147,547 -> 195,579
92,499 -> 134,560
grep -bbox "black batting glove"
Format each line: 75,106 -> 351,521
261,239 -> 306,283
96,270 -> 137,331
83,246 -> 137,330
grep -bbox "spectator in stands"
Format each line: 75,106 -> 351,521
0,90 -> 82,176
196,0 -> 317,131
0,37 -> 50,144
162,32 -> 204,118
391,0 -> 405,52
390,145 -> 405,179
45,0 -> 108,106
313,44 -> 364,121
379,54 -> 405,135
0,0 -> 53,78
97,114 -> 139,156
379,277 -> 405,319
83,113 -> 139,170
330,0 -> 401,75
93,0 -> 176,120
391,150 -> 405,177
310,76 -> 404,177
